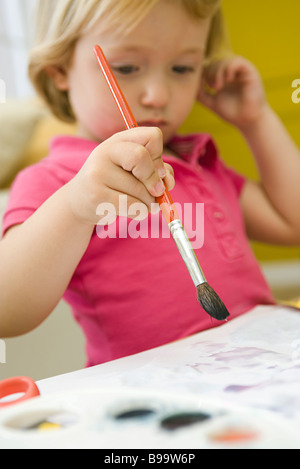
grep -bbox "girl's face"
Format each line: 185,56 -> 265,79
58,1 -> 211,146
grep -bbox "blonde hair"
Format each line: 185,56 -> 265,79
29,0 -> 230,122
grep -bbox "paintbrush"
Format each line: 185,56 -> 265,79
94,45 -> 229,321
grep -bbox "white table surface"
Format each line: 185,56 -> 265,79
36,304 -> 300,425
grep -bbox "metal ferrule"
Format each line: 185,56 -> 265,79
168,219 -> 206,287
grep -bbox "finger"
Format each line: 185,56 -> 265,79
223,56 -> 256,84
213,61 -> 232,90
203,58 -> 244,91
163,163 -> 175,192
142,127 -> 166,178
109,127 -> 165,177
104,140 -> 165,198
98,156 -> 156,209
97,187 -> 151,223
202,60 -> 224,90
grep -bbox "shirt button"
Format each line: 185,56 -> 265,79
214,211 -> 225,220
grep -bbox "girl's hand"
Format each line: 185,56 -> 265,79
67,127 -> 175,225
198,56 -> 267,130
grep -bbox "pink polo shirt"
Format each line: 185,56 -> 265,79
2,134 -> 275,366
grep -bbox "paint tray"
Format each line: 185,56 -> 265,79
0,386 -> 300,449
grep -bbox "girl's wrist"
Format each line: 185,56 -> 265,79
61,181 -> 97,232
237,103 -> 274,138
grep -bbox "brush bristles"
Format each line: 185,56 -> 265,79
197,283 -> 230,321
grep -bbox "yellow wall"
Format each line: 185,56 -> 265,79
180,0 -> 300,262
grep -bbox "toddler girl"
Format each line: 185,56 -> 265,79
1,0 -> 300,367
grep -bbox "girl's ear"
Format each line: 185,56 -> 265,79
45,65 -> 69,91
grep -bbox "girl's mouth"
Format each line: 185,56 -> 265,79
138,120 -> 167,128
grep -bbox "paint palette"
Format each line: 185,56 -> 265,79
0,387 -> 299,449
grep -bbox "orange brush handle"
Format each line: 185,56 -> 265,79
94,45 -> 180,223
94,45 -> 137,130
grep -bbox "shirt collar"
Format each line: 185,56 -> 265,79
167,133 -> 218,167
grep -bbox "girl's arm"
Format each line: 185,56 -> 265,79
240,105 -> 300,244
0,184 -> 94,337
199,56 -> 300,245
0,127 -> 174,338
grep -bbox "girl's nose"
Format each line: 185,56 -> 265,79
140,74 -> 170,109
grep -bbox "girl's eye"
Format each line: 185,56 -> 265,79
172,65 -> 195,75
113,65 -> 139,75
